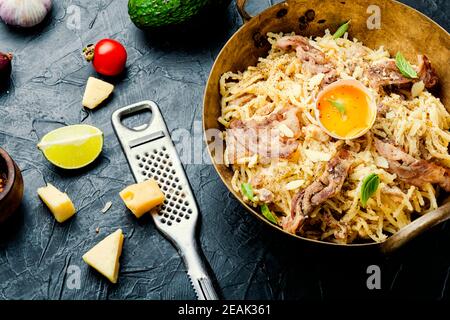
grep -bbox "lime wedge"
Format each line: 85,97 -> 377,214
37,124 -> 103,169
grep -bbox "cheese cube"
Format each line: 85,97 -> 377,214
83,229 -> 124,284
119,179 -> 165,218
37,183 -> 76,223
82,77 -> 114,109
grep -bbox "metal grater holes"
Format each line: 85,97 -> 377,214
137,147 -> 191,225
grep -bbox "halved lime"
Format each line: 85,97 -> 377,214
37,124 -> 103,169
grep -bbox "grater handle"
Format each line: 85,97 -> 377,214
179,240 -> 219,300
111,100 -> 169,144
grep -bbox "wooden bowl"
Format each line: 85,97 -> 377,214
203,0 -> 450,252
0,148 -> 24,224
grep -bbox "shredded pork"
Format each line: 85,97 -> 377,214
282,149 -> 354,233
368,55 -> 438,90
374,138 -> 450,192
226,108 -> 301,164
276,35 -> 337,85
417,55 -> 439,88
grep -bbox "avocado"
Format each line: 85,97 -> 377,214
128,0 -> 231,29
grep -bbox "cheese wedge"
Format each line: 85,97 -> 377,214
119,179 -> 165,218
83,229 -> 124,284
82,77 -> 114,109
37,183 -> 76,223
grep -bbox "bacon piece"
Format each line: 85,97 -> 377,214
276,35 -> 337,85
368,60 -> 412,88
282,149 -> 353,233
277,36 -> 327,64
417,55 -> 439,89
373,138 -> 450,192
368,55 -> 439,90
226,108 -> 301,164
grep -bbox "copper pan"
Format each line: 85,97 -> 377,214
203,0 -> 450,253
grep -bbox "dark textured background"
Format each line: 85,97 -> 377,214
0,0 -> 449,300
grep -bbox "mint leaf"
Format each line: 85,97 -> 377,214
333,21 -> 350,39
261,204 -> 278,224
241,183 -> 254,201
327,99 -> 346,115
360,173 -> 380,207
395,52 -> 418,79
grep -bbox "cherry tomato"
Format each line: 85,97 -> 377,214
91,39 -> 127,77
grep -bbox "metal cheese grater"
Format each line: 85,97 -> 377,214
112,100 -> 219,300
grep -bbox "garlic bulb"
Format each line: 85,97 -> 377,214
0,0 -> 52,28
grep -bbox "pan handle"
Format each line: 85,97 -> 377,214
380,197 -> 450,254
236,0 -> 252,22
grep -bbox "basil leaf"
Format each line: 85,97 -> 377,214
241,183 -> 254,201
261,204 -> 278,224
327,99 -> 346,115
360,173 -> 380,207
395,52 -> 418,79
333,20 -> 350,39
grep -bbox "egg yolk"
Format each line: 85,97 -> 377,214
317,84 -> 372,138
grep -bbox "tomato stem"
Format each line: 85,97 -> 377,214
82,44 -> 95,62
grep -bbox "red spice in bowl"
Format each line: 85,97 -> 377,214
0,172 -> 6,193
